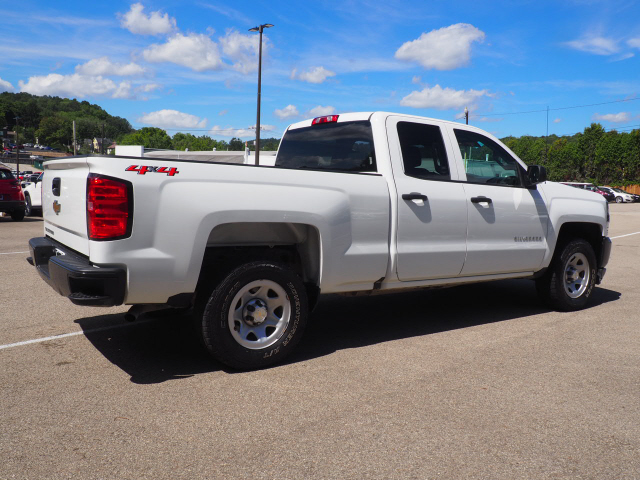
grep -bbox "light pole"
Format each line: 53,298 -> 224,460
249,23 -> 273,166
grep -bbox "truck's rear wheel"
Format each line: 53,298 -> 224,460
536,239 -> 596,311
198,261 -> 308,370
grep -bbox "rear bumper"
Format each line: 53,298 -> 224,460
28,237 -> 126,306
0,200 -> 25,212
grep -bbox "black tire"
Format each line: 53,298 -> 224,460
198,261 -> 308,370
24,195 -> 32,216
10,208 -> 25,221
536,239 -> 597,311
615,196 -> 623,203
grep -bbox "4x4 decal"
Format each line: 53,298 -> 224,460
126,165 -> 179,176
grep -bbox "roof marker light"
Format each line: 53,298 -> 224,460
312,115 -> 339,125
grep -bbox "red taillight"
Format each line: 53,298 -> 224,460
87,174 -> 132,240
312,115 -> 339,125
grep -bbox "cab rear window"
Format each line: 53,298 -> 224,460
276,121 -> 376,172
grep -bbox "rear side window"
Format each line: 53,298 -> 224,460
276,121 -> 376,172
397,122 -> 450,181
0,169 -> 15,180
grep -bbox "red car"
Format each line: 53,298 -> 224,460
0,166 -> 26,221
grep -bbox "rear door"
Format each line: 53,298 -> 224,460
386,116 -> 468,281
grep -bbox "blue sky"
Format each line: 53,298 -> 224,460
1,0 -> 640,140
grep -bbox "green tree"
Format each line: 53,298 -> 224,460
36,116 -> 73,149
119,127 -> 172,149
229,137 -> 244,151
577,123 -> 606,179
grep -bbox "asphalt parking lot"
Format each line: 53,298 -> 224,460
1,205 -> 639,480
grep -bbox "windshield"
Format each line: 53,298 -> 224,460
276,121 -> 376,172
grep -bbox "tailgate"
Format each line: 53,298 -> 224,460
42,158 -> 91,256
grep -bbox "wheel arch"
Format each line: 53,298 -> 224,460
195,222 -> 322,302
554,222 -> 604,265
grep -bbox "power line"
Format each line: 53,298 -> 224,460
477,96 -> 640,117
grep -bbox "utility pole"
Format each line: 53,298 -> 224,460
464,107 -> 469,125
101,123 -> 105,155
544,106 -> 549,164
14,117 -> 20,177
72,120 -> 77,156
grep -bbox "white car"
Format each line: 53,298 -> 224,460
22,172 -> 43,216
600,186 -> 636,203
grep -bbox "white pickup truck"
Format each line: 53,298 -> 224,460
28,112 -> 611,369
22,172 -> 43,216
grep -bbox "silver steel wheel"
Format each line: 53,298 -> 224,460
228,279 -> 291,350
563,252 -> 590,298
615,196 -> 623,203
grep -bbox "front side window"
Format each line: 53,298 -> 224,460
454,129 -> 523,186
397,122 -> 450,181
276,121 -> 376,172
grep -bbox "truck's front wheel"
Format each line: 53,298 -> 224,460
198,261 -> 309,370
536,239 -> 596,311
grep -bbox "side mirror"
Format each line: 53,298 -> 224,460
527,165 -> 547,186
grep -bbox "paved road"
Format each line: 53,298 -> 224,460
1,205 -> 639,479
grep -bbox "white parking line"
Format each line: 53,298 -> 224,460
0,251 -> 29,255
611,231 -> 640,239
0,319 -> 153,351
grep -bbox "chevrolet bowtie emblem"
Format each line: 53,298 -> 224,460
53,200 -> 61,215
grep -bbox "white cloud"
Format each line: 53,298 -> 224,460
395,23 -> 485,70
18,73 -> 133,99
112,81 -> 133,99
253,124 -> 276,132
143,33 -> 223,71
592,112 -> 631,123
138,109 -> 207,129
565,36 -> 619,55
120,3 -> 176,36
400,84 -> 492,110
627,38 -> 640,49
291,66 -> 336,84
307,105 -> 336,117
274,104 -> 299,120
219,30 -> 261,74
209,126 -> 255,137
76,57 -> 147,76
0,77 -> 14,92
135,83 -> 162,93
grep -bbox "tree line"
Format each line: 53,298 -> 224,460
1,92 -> 279,153
1,92 -> 133,151
502,124 -> 640,186
120,127 -> 280,152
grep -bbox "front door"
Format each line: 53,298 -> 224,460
448,127 -> 548,276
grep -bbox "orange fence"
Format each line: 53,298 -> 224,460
608,185 -> 640,195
